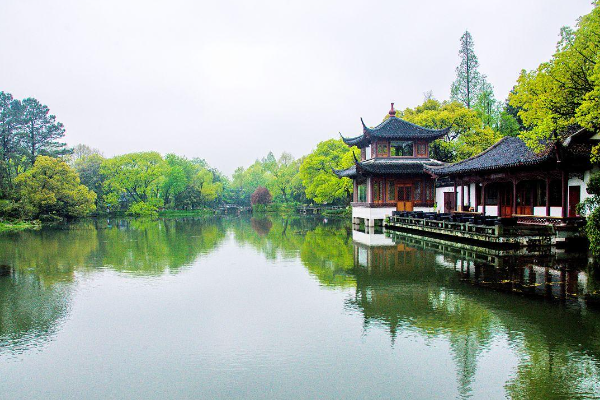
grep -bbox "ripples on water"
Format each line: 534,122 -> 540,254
0,216 -> 599,399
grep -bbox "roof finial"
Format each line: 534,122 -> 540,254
389,102 -> 396,117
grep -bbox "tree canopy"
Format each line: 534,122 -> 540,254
398,99 -> 503,162
509,2 -> 600,150
451,31 -> 486,109
299,139 -> 358,204
15,156 -> 96,220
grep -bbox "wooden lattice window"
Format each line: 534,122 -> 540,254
377,142 -> 389,157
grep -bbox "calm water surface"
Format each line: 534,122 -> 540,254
1,216 -> 600,399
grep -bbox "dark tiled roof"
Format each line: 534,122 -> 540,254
341,117 -> 449,147
333,165 -> 357,178
428,137 -> 555,176
333,158 -> 444,178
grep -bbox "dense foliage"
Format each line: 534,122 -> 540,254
299,139 -> 358,204
0,92 -> 68,197
395,99 -> 503,162
509,2 -> 600,149
14,156 -> 96,220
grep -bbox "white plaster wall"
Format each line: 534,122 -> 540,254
476,205 -> 499,216
550,207 -> 562,217
533,207 -> 546,216
569,176 -> 586,204
456,184 -> 476,211
435,186 -> 454,212
352,230 -> 396,246
414,207 -> 435,213
352,206 -> 396,220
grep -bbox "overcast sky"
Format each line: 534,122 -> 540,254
1,0 -> 594,175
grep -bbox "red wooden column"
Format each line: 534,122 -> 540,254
545,178 -> 550,217
512,180 -> 517,216
474,183 -> 479,212
453,180 -> 457,212
461,183 -> 465,212
481,183 -> 486,216
561,171 -> 568,218
467,184 -> 471,209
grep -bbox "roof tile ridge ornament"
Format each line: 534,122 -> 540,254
389,102 -> 396,117
360,117 -> 370,136
352,149 -> 359,165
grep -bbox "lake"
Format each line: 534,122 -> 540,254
1,216 -> 600,399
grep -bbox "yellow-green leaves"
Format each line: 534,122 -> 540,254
15,156 -> 96,219
509,3 -> 600,147
299,139 -> 358,204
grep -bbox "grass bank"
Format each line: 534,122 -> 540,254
0,220 -> 41,232
158,209 -> 217,217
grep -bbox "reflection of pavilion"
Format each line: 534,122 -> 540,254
352,226 -> 396,248
347,233 -> 599,398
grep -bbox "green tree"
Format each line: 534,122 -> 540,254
14,156 -> 96,219
509,3 -> 600,149
451,31 -> 485,109
299,139 -> 358,204
0,92 -> 22,193
100,152 -> 166,213
399,99 -> 503,162
20,98 -> 68,166
473,82 -> 500,128
228,158 -> 274,206
73,153 -> 106,211
266,152 -> 304,203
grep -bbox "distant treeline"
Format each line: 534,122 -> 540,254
2,4 -> 600,225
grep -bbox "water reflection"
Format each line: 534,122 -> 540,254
349,228 -> 600,399
0,267 -> 72,355
1,217 -> 600,399
0,217 -> 228,355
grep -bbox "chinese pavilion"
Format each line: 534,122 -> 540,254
334,104 -> 448,227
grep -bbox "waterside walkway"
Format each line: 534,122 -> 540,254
385,211 -> 586,248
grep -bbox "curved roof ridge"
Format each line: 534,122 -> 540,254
444,136 -> 511,168
367,116 -> 450,134
430,136 -> 556,176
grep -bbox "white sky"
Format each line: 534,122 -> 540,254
1,0 -> 593,175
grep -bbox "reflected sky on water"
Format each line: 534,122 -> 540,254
0,216 -> 599,399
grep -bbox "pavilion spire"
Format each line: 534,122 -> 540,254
389,102 -> 396,117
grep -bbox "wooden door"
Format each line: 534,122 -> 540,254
569,186 -> 580,217
396,184 -> 413,212
443,192 -> 455,213
499,183 -> 513,217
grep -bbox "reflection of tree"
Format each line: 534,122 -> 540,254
348,246 -> 497,397
0,226 -> 99,284
250,217 -> 272,236
0,218 -> 227,278
97,218 -> 227,275
231,216 -> 355,287
300,224 -> 354,287
0,268 -> 72,355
